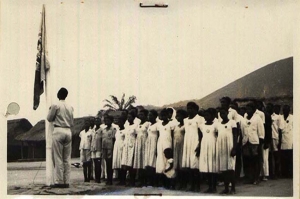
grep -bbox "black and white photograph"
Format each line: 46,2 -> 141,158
1,0 -> 299,197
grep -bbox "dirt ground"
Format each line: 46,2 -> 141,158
7,159 -> 293,196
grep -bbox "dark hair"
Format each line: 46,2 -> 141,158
176,109 -> 187,118
204,108 -> 214,116
127,111 -> 136,118
164,148 -> 173,159
246,103 -> 256,110
220,96 -> 231,104
104,115 -> 114,121
166,108 -> 174,115
149,109 -> 158,118
219,107 -> 229,113
57,87 -> 68,100
160,108 -> 168,117
274,104 -> 281,109
187,102 -> 199,111
282,105 -> 290,111
139,109 -> 149,116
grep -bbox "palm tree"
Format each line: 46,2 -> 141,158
103,94 -> 137,111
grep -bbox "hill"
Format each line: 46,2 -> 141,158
163,57 -> 293,109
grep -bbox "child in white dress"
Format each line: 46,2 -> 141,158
199,109 -> 218,193
182,102 -> 204,192
173,109 -> 187,189
144,110 -> 159,186
133,109 -> 150,187
217,108 -> 238,194
113,116 -> 126,185
156,109 -> 175,188
121,112 -> 138,186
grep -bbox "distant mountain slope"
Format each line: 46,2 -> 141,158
163,57 -> 293,109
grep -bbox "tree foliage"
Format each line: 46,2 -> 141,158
103,94 -> 137,111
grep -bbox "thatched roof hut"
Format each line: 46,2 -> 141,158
8,118 -> 32,145
7,118 -> 32,161
16,116 -> 93,142
15,116 -> 93,159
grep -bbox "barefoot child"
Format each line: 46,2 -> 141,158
113,116 -> 126,185
144,110 -> 159,186
156,109 -> 175,188
182,102 -> 204,191
133,109 -> 150,187
199,109 -> 218,193
173,109 -> 187,189
217,108 -> 238,194
121,112 -> 138,186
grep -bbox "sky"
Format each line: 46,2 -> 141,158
0,0 -> 297,126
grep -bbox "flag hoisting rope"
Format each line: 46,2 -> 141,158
33,4 -> 54,186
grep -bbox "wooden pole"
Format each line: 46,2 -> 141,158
43,4 -> 54,186
45,56 -> 54,186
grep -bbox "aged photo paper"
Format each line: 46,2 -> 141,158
1,0 -> 299,198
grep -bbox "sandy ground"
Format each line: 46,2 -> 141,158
7,159 -> 293,196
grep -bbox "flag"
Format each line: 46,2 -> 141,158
33,5 -> 50,110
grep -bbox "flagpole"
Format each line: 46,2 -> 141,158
42,4 -> 54,186
45,68 -> 54,186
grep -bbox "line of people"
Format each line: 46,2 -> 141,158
78,97 -> 293,195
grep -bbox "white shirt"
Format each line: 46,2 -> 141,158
245,109 -> 265,124
47,100 -> 74,127
271,113 -> 284,140
281,114 -> 293,150
79,129 -> 92,150
218,107 -> 238,123
241,114 -> 265,145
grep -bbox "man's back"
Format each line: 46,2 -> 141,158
47,100 -> 74,127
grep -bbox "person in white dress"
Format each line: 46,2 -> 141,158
156,109 -> 175,188
173,109 -> 187,189
167,107 -> 178,126
182,102 -> 204,192
280,105 -> 293,178
124,107 -> 141,128
113,116 -> 126,185
144,110 -> 159,186
217,108 -> 238,194
121,112 -> 138,186
199,109 -> 218,193
133,109 -> 150,187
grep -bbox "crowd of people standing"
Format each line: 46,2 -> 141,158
78,96 -> 293,195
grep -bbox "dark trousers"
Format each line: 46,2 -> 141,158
83,161 -> 92,182
243,155 -> 260,182
105,158 -> 113,184
269,151 -> 281,178
235,144 -> 242,179
281,150 -> 293,178
93,158 -> 102,183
